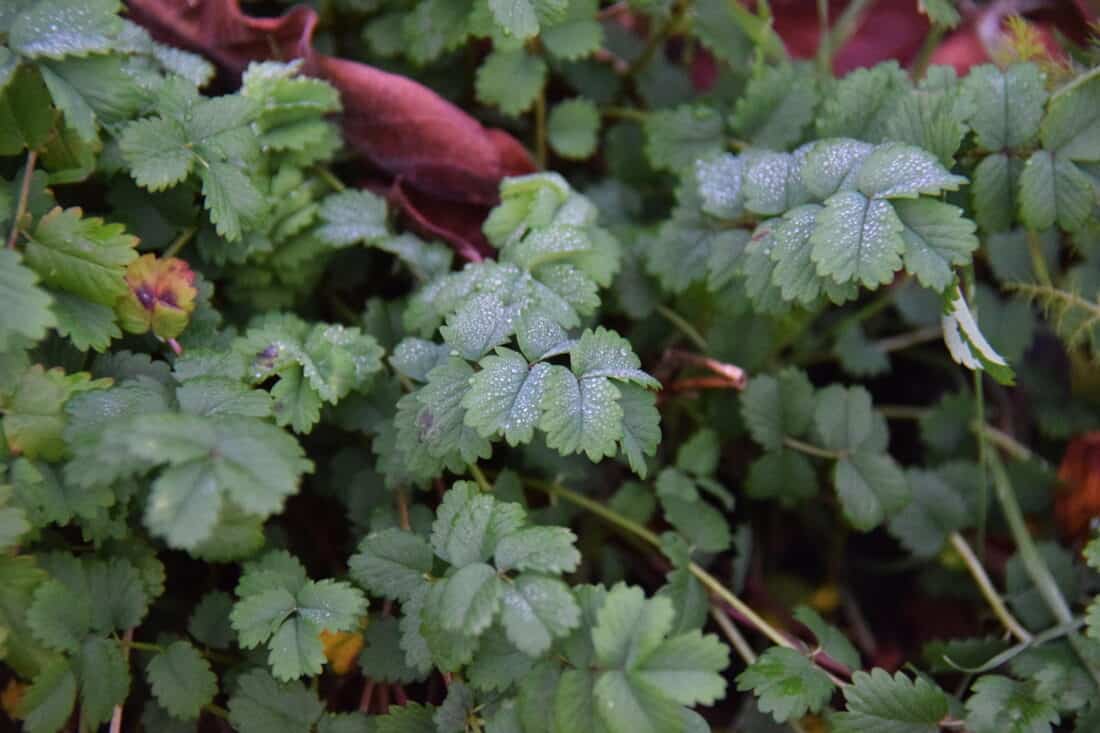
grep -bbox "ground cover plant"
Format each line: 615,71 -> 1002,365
2,0 -> 1100,731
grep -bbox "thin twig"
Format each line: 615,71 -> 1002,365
8,150 -> 37,249
312,165 -> 346,192
534,88 -> 547,169
163,225 -> 197,259
784,437 -> 843,461
109,628 -> 135,733
709,606 -> 756,664
469,464 -> 493,493
358,679 -> 376,713
625,0 -> 688,78
396,490 -> 412,531
949,532 -> 1032,644
656,304 -> 709,352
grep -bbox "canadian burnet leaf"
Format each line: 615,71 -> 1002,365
832,668 -> 949,733
695,153 -> 744,220
742,148 -> 813,216
541,0 -> 602,60
0,249 -> 56,350
494,525 -> 580,574
8,0 -> 124,60
813,384 -> 874,452
730,63 -> 818,150
1018,150 -> 1093,232
801,138 -> 874,200
1037,70 -> 1100,162
549,98 -> 600,159
0,65 -> 55,156
740,367 -> 815,451
438,562 -> 501,637
440,292 -> 520,361
887,468 -> 968,557
835,323 -> 890,377
2,365 -> 109,462
736,646 -> 834,723
644,105 -> 725,174
20,658 -> 77,733
499,573 -> 581,656
227,668 -> 324,733
963,63 -> 1047,151
816,62 -> 911,142
856,143 -> 966,200
793,605 -> 861,670
965,675 -> 1059,733
146,640 -> 218,720
834,452 -> 910,531
810,191 -> 906,288
360,615 -> 425,684
971,153 -> 1022,233
884,82 -> 970,166
431,481 -> 526,568
316,190 -> 389,247
476,48 -> 547,116
539,366 -> 623,462
769,203 -> 826,305
349,528 -> 433,602
746,449 -> 819,504
118,117 -> 192,191
660,495 -> 731,552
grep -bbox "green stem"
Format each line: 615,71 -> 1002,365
988,453 -> 1100,690
709,606 -> 756,664
204,704 -> 229,719
949,532 -> 1032,644
826,0 -> 877,63
909,24 -> 945,79
784,436 -> 843,461
312,165 -> 347,192
163,225 -> 197,259
656,304 -> 709,352
534,88 -> 548,170
815,0 -> 831,73
973,370 -> 989,553
1025,229 -> 1054,287
126,640 -> 163,653
602,106 -> 648,123
875,325 -> 942,353
469,464 -> 493,493
7,150 -> 37,250
626,0 -> 689,78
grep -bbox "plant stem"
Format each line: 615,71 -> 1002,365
815,0 -> 831,73
204,704 -> 229,719
312,165 -> 346,192
709,606 -> 756,664
7,150 -> 37,249
987,452 -> 1100,690
949,532 -> 1032,644
826,0 -> 876,63
126,640 -> 163,653
1025,229 -> 1054,287
602,106 -> 648,123
534,88 -> 547,170
656,304 -> 709,352
109,628 -> 134,733
876,404 -> 928,421
626,0 -> 688,78
909,24 -> 945,79
875,325 -> 942,353
784,436 -> 843,461
469,464 -> 493,493
973,371 -> 989,553
163,225 -> 197,259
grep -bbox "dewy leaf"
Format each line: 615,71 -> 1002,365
963,63 -> 1047,151
971,153 -> 1022,234
816,62 -> 911,142
695,153 -> 744,220
227,668 -> 324,733
23,207 -> 138,307
856,143 -> 966,200
412,358 -> 491,464
463,349 -> 551,446
832,668 -> 949,733
729,64 -> 818,151
0,249 -> 56,350
349,528 -> 433,602
834,452 -> 910,531
736,647 -> 834,723
809,191 -> 906,288
499,573 -> 580,656
440,293 -> 520,361
438,562 -> 502,637
146,640 -> 218,720
617,383 -> 661,479
571,327 -> 660,388
740,368 -> 815,450
316,190 -> 389,247
494,526 -> 580,574
9,0 -> 124,59
801,138 -> 874,200
539,367 -> 623,462
431,481 -> 525,568
742,149 -> 813,216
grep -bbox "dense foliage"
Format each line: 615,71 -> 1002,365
2,0 -> 1100,731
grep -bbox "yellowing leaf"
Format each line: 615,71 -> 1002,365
320,629 -> 365,675
115,254 -> 197,340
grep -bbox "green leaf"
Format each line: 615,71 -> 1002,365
793,606 -> 861,670
634,629 -> 729,705
9,0 -> 123,59
76,635 -> 130,728
965,675 -> 1059,733
21,659 -> 77,733
594,669 -> 682,733
487,0 -> 562,39
499,573 -> 580,655
740,368 -> 815,450
894,198 -> 978,292
972,153 -> 1022,233
147,640 -> 217,720
801,138 -> 874,200
476,49 -> 547,116
23,206 -> 138,306
813,384 -> 874,452
617,384 -> 661,478
374,701 -> 437,733
1038,71 -> 1100,162
50,290 -> 120,353
746,449 -> 819,504
438,562 -> 502,636
661,495 -> 731,552
942,286 -> 1015,384
0,66 -> 55,155
435,681 -> 475,733
2,365 -> 108,461
188,591 -> 235,649
810,191 -> 906,288
227,669 -> 324,733
768,203 -> 828,305
1018,150 -> 1093,232
0,249 -> 56,350
736,646 -> 834,723
539,367 -> 623,462
816,62 -> 911,142
884,77 -> 970,166
742,149 -> 812,216
494,526 -> 580,574
432,482 -> 525,568
887,469 -> 968,557
919,0 -> 961,27
316,190 -> 389,247
593,584 -> 672,669
118,117 -> 193,191
360,616 -> 424,684
350,528 -> 433,602
27,578 -> 92,652
834,452 -> 910,531
729,64 -> 818,150
176,377 -> 272,418
644,105 -> 725,174
549,98 -> 600,159
964,63 -> 1047,151
463,348 -> 551,445
856,143 -> 966,200
541,0 -> 602,60
832,668 -> 949,733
